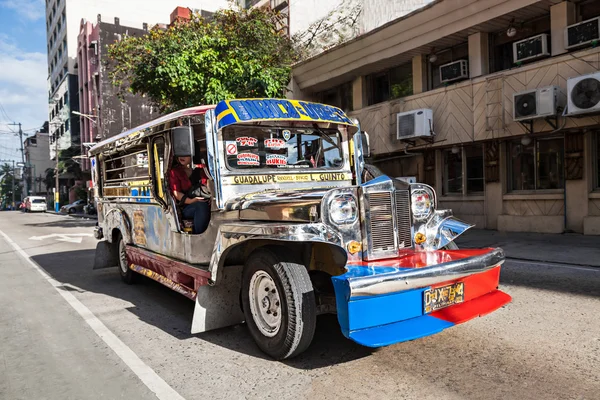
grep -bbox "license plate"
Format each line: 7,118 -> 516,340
424,282 -> 464,313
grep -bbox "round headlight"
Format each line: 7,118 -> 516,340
411,186 -> 434,221
329,194 -> 358,224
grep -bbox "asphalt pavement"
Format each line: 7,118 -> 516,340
1,210 -> 599,400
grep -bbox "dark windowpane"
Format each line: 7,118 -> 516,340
367,72 -> 389,105
509,141 -> 535,190
536,138 -> 563,190
443,149 -> 462,195
465,145 -> 484,193
389,63 -> 413,99
597,134 -> 600,188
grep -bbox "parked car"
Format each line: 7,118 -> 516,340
60,199 -> 86,214
25,196 -> 47,212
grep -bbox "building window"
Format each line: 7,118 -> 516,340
508,137 -> 564,191
595,132 -> 600,189
442,144 -> 484,195
318,81 -> 353,112
366,62 -> 413,106
442,149 -> 463,195
466,145 -> 484,193
65,119 -> 69,132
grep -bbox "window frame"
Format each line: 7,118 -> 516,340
506,136 -> 565,193
440,144 -> 485,197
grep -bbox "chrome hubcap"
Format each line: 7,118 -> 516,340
248,271 -> 281,337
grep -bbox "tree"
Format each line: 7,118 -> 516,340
107,7 -> 297,112
0,163 -> 22,204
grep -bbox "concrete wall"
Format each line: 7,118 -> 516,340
361,0 -> 435,34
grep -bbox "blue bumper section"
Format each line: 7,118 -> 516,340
349,316 -> 454,347
332,266 -> 454,347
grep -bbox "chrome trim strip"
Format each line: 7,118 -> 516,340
348,248 -> 505,298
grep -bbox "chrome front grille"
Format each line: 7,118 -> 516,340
395,190 -> 412,248
366,192 -> 395,252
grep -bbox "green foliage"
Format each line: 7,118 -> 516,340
0,163 -> 22,202
57,147 -> 82,179
107,7 -> 297,112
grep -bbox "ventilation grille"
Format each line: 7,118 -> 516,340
397,113 -> 415,139
395,190 -> 412,248
367,192 -> 395,252
514,92 -> 537,119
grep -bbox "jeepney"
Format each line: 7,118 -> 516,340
90,98 -> 511,360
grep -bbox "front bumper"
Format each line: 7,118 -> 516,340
331,248 -> 511,347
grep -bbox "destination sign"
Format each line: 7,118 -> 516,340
222,172 -> 352,185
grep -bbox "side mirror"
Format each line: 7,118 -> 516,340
360,132 -> 371,158
172,126 -> 194,158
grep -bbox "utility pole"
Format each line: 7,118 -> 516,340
9,122 -> 27,199
55,133 -> 60,212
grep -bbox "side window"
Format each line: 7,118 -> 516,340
102,144 -> 152,202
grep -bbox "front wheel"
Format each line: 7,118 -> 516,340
242,248 -> 317,360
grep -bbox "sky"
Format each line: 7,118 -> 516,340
0,0 -> 47,164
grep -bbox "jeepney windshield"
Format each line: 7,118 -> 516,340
223,125 -> 344,170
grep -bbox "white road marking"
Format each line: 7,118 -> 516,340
0,229 -> 186,400
29,233 -> 94,243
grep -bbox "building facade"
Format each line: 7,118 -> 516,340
291,0 -> 600,235
23,124 -> 54,196
45,0 -> 231,161
77,16 -> 157,171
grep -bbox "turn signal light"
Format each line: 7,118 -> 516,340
414,232 -> 426,244
347,241 -> 362,254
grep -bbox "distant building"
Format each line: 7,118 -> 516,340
45,0 -> 231,161
23,122 -> 54,196
77,16 -> 157,171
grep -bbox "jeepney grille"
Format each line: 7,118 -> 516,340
395,190 -> 412,248
367,192 -> 395,252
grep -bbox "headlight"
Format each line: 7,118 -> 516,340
329,194 -> 358,224
411,186 -> 434,221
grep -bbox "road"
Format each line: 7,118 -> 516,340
0,211 -> 599,400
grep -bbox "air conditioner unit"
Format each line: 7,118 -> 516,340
513,33 -> 549,63
565,16 -> 600,50
440,60 -> 468,83
567,72 -> 600,116
513,86 -> 565,122
396,109 -> 433,140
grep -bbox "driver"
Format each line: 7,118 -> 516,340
168,155 -> 210,234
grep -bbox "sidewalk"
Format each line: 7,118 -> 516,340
456,229 -> 600,267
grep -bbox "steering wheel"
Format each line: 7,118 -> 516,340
291,160 -> 312,167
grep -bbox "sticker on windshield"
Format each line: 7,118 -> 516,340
237,153 -> 260,166
236,137 -> 258,147
265,154 -> 287,166
282,130 -> 291,141
225,141 -> 238,155
264,138 -> 285,150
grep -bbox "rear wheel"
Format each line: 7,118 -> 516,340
117,234 -> 137,284
242,247 -> 316,360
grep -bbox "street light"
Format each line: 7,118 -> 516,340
72,110 -> 98,125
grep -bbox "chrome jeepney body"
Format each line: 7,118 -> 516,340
90,98 -> 511,359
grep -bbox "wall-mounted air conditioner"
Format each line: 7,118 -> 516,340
565,16 -> 600,50
567,72 -> 600,116
513,34 -> 550,63
513,86 -> 565,122
396,109 -> 433,140
440,60 -> 468,83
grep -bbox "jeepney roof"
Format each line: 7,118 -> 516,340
88,104 -> 215,156
215,98 -> 358,133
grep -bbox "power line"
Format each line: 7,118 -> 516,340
0,101 -> 12,122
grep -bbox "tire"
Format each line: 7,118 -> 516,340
67,208 -> 74,214
242,247 -> 317,360
117,234 -> 137,284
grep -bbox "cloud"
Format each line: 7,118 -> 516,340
0,0 -> 45,22
0,34 -> 49,161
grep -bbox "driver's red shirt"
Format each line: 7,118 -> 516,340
168,165 -> 191,194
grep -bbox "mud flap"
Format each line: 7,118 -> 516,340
191,264 -> 245,334
93,241 -> 117,270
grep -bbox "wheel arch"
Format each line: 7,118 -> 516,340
103,207 -> 133,245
